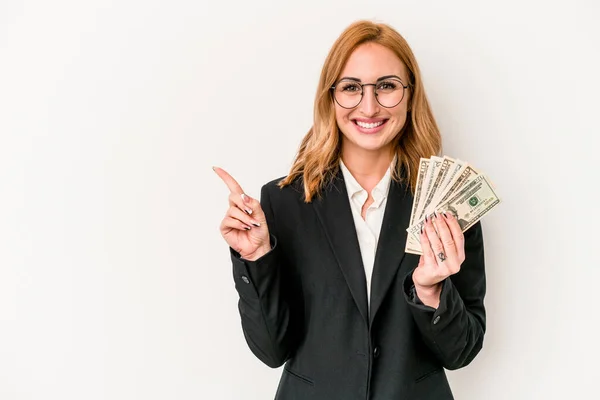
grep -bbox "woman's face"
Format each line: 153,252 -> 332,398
334,42 -> 411,157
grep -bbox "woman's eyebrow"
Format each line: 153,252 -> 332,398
338,76 -> 361,82
338,75 -> 404,82
377,75 -> 403,81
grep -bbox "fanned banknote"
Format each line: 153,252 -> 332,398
405,156 -> 500,255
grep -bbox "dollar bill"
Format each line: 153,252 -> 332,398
405,158 -> 429,255
405,174 -> 500,249
422,159 -> 467,217
404,237 -> 423,254
419,157 -> 452,221
415,156 -> 444,221
429,164 -> 480,213
404,156 -> 499,256
406,157 -> 453,255
409,158 -> 429,226
431,157 -> 462,205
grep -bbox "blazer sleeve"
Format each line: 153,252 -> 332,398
403,221 -> 486,370
229,183 -> 299,368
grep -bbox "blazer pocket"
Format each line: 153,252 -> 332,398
415,367 -> 443,383
284,366 -> 315,386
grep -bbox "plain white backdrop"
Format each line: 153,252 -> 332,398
1,0 -> 598,399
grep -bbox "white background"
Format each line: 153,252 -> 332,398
1,0 -> 598,399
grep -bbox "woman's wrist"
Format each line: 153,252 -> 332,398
414,282 -> 442,309
242,244 -> 272,261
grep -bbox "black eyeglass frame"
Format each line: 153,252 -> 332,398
330,78 -> 410,109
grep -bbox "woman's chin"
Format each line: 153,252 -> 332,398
349,138 -> 391,153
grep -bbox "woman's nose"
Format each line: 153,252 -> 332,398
359,86 -> 379,116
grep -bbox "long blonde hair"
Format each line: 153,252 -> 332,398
279,20 -> 441,201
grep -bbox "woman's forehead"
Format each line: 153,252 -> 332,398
340,42 -> 408,81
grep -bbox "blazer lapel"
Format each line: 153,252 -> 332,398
313,170 -> 369,325
369,178 -> 413,324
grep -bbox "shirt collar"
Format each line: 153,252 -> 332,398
339,157 -> 395,205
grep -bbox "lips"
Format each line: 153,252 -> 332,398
356,120 -> 384,129
352,118 -> 389,134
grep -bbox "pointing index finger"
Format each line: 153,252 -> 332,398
213,166 -> 244,194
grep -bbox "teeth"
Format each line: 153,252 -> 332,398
356,120 -> 384,129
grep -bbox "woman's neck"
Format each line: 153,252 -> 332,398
341,146 -> 394,192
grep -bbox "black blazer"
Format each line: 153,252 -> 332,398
230,169 -> 486,400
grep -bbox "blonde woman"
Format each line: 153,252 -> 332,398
215,20 -> 486,399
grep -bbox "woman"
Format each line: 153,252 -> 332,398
214,20 -> 486,400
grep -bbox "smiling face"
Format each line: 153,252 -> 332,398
334,42 -> 411,158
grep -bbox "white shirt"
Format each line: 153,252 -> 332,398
339,159 -> 393,307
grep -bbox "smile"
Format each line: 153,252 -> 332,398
352,119 -> 389,134
356,120 -> 384,129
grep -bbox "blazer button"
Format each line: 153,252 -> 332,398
433,316 -> 441,325
241,275 -> 250,284
373,346 -> 381,358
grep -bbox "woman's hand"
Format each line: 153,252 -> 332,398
412,211 -> 466,308
214,167 -> 271,261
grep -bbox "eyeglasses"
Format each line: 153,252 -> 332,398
331,77 -> 409,109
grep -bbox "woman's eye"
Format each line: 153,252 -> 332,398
341,84 -> 361,92
378,81 -> 398,91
